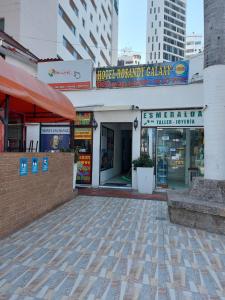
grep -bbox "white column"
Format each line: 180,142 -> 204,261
92,114 -> 101,187
204,65 -> 225,180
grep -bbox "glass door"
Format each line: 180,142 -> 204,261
156,128 -> 186,188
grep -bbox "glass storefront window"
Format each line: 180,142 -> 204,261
141,127 -> 204,189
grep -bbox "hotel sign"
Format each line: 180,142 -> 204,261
142,109 -> 204,127
96,61 -> 189,89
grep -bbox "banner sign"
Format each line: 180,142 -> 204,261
74,128 -> 92,140
31,157 -> 38,174
77,154 -> 92,184
42,157 -> 49,172
40,127 -> 70,151
38,60 -> 93,91
142,109 -> 203,127
20,158 -> 28,176
96,61 -> 189,89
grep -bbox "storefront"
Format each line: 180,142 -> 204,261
141,109 -> 204,189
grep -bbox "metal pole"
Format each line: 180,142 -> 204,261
4,95 -> 9,152
70,121 -> 75,149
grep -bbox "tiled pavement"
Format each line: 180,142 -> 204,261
0,196 -> 225,300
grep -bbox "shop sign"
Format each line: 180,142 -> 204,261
74,128 -> 92,140
31,157 -> 38,174
142,109 -> 204,127
96,61 -> 189,89
20,158 -> 28,176
40,127 -> 70,151
38,60 -> 93,91
77,154 -> 92,183
42,157 -> 49,172
75,112 -> 92,126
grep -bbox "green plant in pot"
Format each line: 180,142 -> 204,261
132,153 -> 154,194
132,153 -> 153,170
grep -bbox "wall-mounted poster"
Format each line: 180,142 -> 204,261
20,158 -> 28,176
101,127 -> 114,171
42,157 -> 49,172
31,157 -> 38,174
40,126 -> 70,152
76,154 -> 92,184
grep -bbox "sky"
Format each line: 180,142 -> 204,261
118,0 -> 204,61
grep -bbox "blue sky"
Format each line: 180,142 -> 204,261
118,0 -> 204,60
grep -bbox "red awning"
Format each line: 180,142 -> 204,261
0,57 -> 75,121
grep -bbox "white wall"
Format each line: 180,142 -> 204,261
5,55 -> 37,76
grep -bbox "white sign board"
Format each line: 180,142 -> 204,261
38,60 -> 93,91
41,127 -> 70,134
142,109 -> 204,127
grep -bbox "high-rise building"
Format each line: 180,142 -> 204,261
0,0 -> 119,67
185,34 -> 204,58
146,0 -> 186,63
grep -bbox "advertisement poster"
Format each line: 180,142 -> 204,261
31,157 -> 38,174
20,158 -> 28,176
40,127 -> 70,152
96,61 -> 189,89
74,128 -> 92,140
42,157 -> 49,172
38,60 -> 93,91
76,154 -> 92,184
75,112 -> 92,126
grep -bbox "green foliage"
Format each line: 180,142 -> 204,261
132,153 -> 153,170
60,148 -> 79,163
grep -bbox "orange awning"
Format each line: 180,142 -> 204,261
0,57 -> 75,121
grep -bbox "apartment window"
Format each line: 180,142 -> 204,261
96,25 -> 99,33
152,44 -> 154,51
156,36 -> 158,42
59,5 -> 76,36
80,0 -> 87,10
150,53 -> 152,60
151,22 -> 153,28
104,24 -> 106,31
90,31 -> 98,48
154,7 -> 156,13
90,13 -> 93,22
99,14 -> 101,22
79,34 -> 96,61
159,21 -> 161,27
70,0 -> 79,16
150,8 -> 152,14
152,36 -> 154,42
63,36 -> 81,59
158,43 -> 161,50
148,36 -> 150,43
82,18 -> 85,28
100,50 -> 110,66
154,52 -> 156,59
151,1 -> 154,7
108,5 -> 112,16
101,4 -> 108,20
155,14 -> 157,20
0,18 -> 5,31
101,34 -> 107,49
90,0 -> 97,11
107,33 -> 111,43
155,28 -> 157,35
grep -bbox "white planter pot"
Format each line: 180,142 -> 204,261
73,163 -> 77,190
137,167 -> 154,194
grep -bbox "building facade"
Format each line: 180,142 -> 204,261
185,34 -> 204,58
0,0 -> 119,66
146,0 -> 186,63
118,48 -> 141,66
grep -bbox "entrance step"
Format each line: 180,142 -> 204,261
78,187 -> 167,201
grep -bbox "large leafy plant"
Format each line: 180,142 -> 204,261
132,153 -> 153,170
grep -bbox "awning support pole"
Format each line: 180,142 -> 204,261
70,121 -> 74,149
4,95 -> 9,152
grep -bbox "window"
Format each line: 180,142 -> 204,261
156,36 -> 158,42
80,0 -> 87,10
152,44 -> 154,51
107,33 -> 111,43
159,21 -> 161,27
70,0 -> 79,16
59,5 -> 76,36
90,13 -> 93,22
152,36 -> 154,42
90,31 -> 98,48
155,28 -> 157,34
148,36 -> 150,43
101,34 -> 107,49
90,0 -> 97,11
0,18 -> 5,31
96,25 -> 99,33
158,52 -> 160,59
158,43 -> 160,50
79,34 -> 96,61
63,36 -> 82,59
155,14 -> 157,20
151,22 -> 153,28
101,4 -> 108,20
99,14 -> 101,22
82,18 -> 85,28
100,50 -> 110,66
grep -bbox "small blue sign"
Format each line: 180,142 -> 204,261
20,158 -> 28,176
42,157 -> 49,172
31,157 -> 38,174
